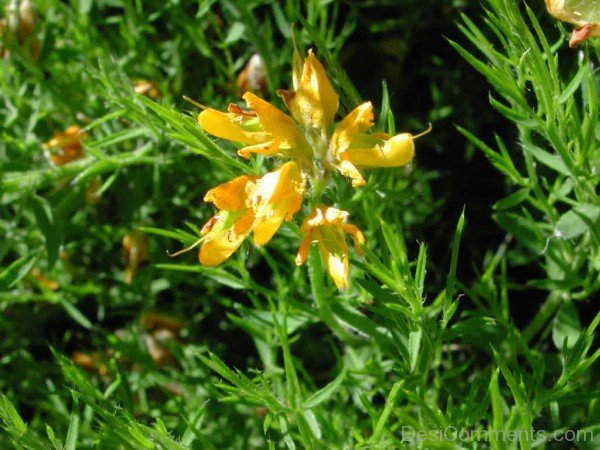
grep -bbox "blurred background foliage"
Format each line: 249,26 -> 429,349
0,0 -> 599,448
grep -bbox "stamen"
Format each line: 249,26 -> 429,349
413,123 -> 433,140
183,96 -> 208,110
167,237 -> 203,257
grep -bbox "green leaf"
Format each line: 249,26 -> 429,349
0,394 -> 27,434
494,212 -> 542,252
408,328 -> 422,372
0,253 -> 37,290
494,188 -> 530,211
60,299 -> 93,330
303,369 -> 347,410
555,204 -> 600,240
552,300 -> 581,352
64,394 -> 80,450
30,195 -> 64,269
224,22 -> 246,45
522,142 -> 570,176
443,317 -> 502,348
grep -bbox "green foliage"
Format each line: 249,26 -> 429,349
1,0 -> 599,449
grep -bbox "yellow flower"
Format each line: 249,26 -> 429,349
545,0 -> 600,47
199,161 -> 304,266
196,49 -> 426,188
44,125 -> 86,166
296,206 -> 365,290
278,50 -> 423,187
122,231 -> 148,284
329,101 -> 427,187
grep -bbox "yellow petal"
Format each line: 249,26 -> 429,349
198,211 -> 254,266
282,49 -> 339,129
330,102 -> 374,157
252,161 -> 304,245
315,226 -> 349,290
237,140 -> 281,159
199,230 -> 246,266
243,92 -> 303,147
347,133 -> 415,168
337,159 -> 366,188
198,108 -> 270,145
252,195 -> 298,245
204,175 -> 258,211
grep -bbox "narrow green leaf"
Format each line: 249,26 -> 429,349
64,394 -> 80,450
0,253 -> 37,290
303,369 -> 347,410
30,195 -> 63,268
555,204 -> 600,240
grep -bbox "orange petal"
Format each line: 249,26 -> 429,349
251,162 -> 304,245
343,223 -> 366,256
295,233 -> 312,266
204,175 -> 258,211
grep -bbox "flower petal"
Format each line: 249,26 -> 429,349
337,159 -> 366,188
330,102 -> 374,157
343,223 -> 366,256
199,229 -> 246,266
316,226 -> 349,290
243,93 -> 303,146
252,161 -> 304,245
237,140 -> 281,159
198,108 -> 270,145
204,175 -> 258,211
199,211 -> 254,266
295,233 -> 312,266
281,49 -> 339,129
347,133 -> 415,168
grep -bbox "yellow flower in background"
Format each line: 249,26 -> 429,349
44,125 -> 86,166
545,0 -> 600,47
198,161 -> 304,266
296,206 -> 365,290
134,79 -> 161,99
122,231 -> 148,284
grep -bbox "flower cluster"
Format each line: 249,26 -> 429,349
194,49 -> 426,289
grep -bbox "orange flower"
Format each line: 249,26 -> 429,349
44,125 -> 85,166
